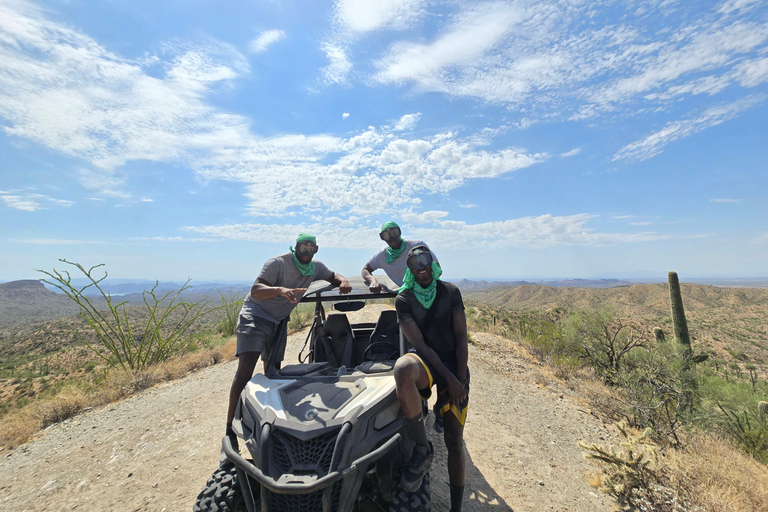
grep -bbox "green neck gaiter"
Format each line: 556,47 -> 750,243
290,247 -> 315,276
385,240 -> 406,264
398,262 -> 443,309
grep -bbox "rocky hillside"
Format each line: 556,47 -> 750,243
465,282 -> 768,364
0,280 -> 81,328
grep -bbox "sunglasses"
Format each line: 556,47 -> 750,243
296,242 -> 318,256
379,227 -> 401,242
406,252 -> 433,271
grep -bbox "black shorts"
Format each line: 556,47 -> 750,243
407,352 -> 470,426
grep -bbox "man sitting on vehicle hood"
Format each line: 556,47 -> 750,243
225,234 -> 352,451
393,245 -> 469,512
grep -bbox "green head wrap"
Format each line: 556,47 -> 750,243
296,233 -> 316,244
380,221 -> 399,232
398,261 -> 443,309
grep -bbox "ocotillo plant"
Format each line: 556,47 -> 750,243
667,271 -> 692,358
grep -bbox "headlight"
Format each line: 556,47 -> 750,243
374,401 -> 400,430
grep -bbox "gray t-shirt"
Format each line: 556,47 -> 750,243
241,253 -> 335,323
366,240 -> 439,287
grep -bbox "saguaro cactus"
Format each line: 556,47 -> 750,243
668,271 -> 692,358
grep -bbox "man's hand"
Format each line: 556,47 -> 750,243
279,287 -> 307,304
368,278 -> 383,294
338,279 -> 352,294
446,374 -> 467,408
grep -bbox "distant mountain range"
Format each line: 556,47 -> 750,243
452,278 -> 637,291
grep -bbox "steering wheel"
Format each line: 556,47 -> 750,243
363,341 -> 399,362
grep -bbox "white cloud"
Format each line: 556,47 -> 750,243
393,112 -> 421,131
140,198 -> 154,202
320,43 -> 353,85
248,29 -> 285,53
2,195 -> 40,211
710,198 -> 744,203
164,42 -> 248,94
186,213 -> 670,250
631,221 -> 652,226
375,3 -> 524,90
366,0 -> 768,139
342,112 -> 350,118
755,230 -> 768,244
401,210 -> 449,225
334,0 -> 428,34
14,238 -> 111,245
719,0 -> 762,15
613,96 -> 765,161
0,2 -> 253,172
1,192 -> 74,210
560,148 -> 581,158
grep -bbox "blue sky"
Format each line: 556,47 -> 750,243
1,0 -> 767,282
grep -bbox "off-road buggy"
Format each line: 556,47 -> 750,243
194,276 -> 430,512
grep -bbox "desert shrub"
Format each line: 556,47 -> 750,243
563,308 -> 648,385
519,315 -> 582,372
36,389 -> 87,428
38,260 -> 215,372
616,341 -> 697,445
718,404 -> 768,464
216,288 -> 244,336
288,303 -> 314,332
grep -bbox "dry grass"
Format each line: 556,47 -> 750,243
0,337 -> 237,451
664,432 -> 768,512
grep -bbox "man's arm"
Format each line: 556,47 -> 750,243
329,272 -> 352,294
361,264 -> 383,293
251,278 -> 306,304
400,319 -> 467,406
452,310 -> 469,387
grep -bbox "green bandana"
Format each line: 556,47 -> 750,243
385,239 -> 407,264
296,233 -> 316,244
398,262 -> 443,309
289,247 -> 315,276
381,221 -> 399,231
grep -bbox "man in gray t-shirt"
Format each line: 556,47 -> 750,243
226,234 -> 351,450
361,221 -> 439,290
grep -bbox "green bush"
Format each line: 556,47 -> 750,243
718,404 -> 768,464
288,303 -> 314,332
519,315 -> 581,372
616,341 -> 696,445
38,260 -> 215,372
563,308 -> 647,385
215,288 -> 244,336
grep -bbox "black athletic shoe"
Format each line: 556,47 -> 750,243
433,408 -> 444,434
400,442 -> 433,493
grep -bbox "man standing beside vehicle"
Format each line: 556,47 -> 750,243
361,221 -> 439,291
225,234 -> 352,450
393,246 -> 469,512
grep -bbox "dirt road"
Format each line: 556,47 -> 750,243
0,306 -> 616,511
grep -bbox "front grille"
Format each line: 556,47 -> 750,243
267,482 -> 342,512
271,429 -> 342,476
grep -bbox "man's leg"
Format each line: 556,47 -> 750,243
394,354 -> 433,492
443,410 -> 466,512
226,351 -> 260,450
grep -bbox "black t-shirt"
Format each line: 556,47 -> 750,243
395,280 -> 465,366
